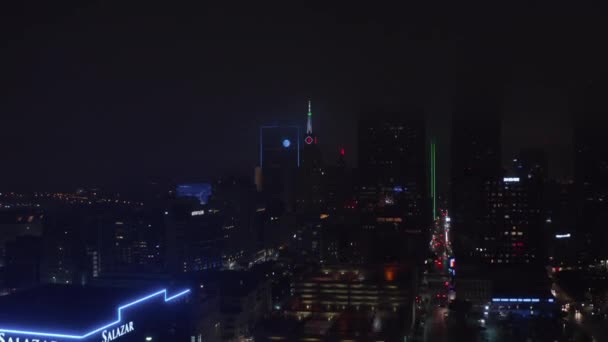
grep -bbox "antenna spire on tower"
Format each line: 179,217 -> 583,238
306,100 -> 313,134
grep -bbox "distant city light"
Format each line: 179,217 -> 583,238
555,233 -> 571,239
282,139 -> 291,148
340,147 -> 345,156
191,210 -> 205,216
503,177 -> 520,183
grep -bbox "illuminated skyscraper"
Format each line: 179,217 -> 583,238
476,177 -> 540,265
298,101 -> 324,213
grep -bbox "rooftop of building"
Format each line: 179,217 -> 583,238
293,264 -> 415,286
0,283 -> 190,337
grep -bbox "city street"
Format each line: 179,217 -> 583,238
423,307 -> 448,342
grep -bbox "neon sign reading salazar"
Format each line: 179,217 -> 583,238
101,321 -> 134,342
0,289 -> 189,342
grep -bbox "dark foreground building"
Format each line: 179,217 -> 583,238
0,284 -> 191,342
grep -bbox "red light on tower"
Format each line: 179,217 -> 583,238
340,148 -> 345,156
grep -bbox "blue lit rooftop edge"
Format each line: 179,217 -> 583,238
0,288 -> 190,339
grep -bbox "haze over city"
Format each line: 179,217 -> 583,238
1,2 -> 607,342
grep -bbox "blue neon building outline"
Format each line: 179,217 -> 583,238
259,125 -> 301,168
0,288 -> 190,339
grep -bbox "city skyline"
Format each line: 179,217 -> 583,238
2,4 -> 608,341
2,2 -> 607,190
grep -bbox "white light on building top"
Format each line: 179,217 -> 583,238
191,210 -> 205,216
555,233 -> 571,239
503,177 -> 520,183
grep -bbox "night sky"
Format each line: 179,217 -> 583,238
1,2 -> 606,191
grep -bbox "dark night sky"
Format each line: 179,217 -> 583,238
1,2 -> 606,191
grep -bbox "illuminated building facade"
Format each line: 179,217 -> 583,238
263,265 -> 414,341
289,265 -> 413,313
475,177 -> 541,265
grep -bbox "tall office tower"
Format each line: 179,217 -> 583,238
574,81 -> 608,260
356,114 -> 428,263
259,124 -> 300,212
544,180 -> 578,267
450,114 -> 502,265
475,177 -> 540,265
165,197 -> 225,273
297,101 -> 325,214
512,148 -> 546,258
